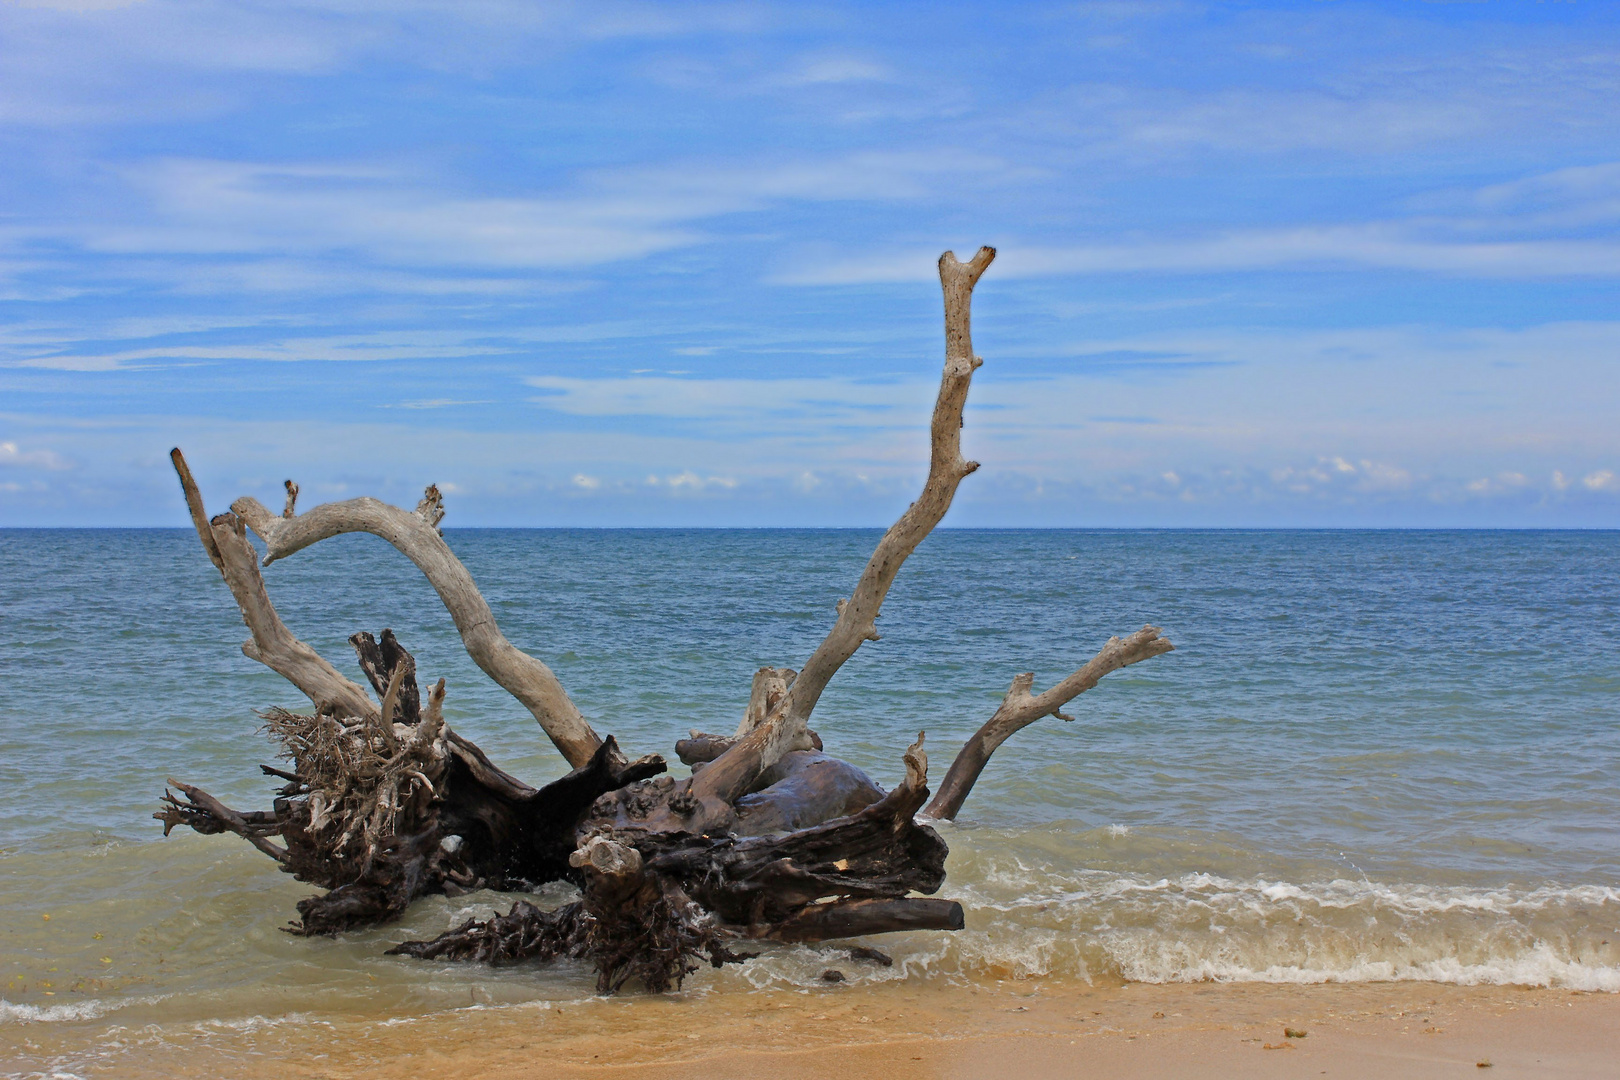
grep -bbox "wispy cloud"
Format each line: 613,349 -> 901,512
0,440 -> 73,470
3,1 -> 1620,525
0,0 -> 773,126
778,225 -> 1620,285
0,149 -> 1014,290
775,55 -> 891,87
524,373 -> 933,428
383,398 -> 497,410
4,329 -> 523,370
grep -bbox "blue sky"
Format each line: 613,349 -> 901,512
2,0 -> 1618,527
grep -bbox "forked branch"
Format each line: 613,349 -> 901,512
229,486 -> 605,768
925,625 -> 1175,820
171,449 -> 377,720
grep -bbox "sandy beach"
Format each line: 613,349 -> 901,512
8,978 -> 1615,1079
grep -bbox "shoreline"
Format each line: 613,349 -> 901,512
8,978 -> 1617,1079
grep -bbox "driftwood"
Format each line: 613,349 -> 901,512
156,247 -> 1174,991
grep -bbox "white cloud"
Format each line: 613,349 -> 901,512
778,227 -> 1620,285
0,0 -> 769,126
0,440 -> 72,469
1116,89 -> 1490,156
640,470 -> 736,492
1355,461 -> 1412,492
0,0 -> 355,125
9,343 -> 496,371
1466,162 -> 1620,228
498,322 -> 1620,492
1,149 -> 1010,281
384,399 -> 496,410
1583,470 -> 1619,492
524,373 -> 934,428
15,316 -> 1605,524
778,55 -> 890,86
4,325 -> 596,370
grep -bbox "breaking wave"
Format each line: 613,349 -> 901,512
705,853 -> 1620,994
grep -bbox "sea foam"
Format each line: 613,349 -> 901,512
936,864 -> 1620,990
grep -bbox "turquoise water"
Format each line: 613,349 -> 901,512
3,529 -> 1618,1059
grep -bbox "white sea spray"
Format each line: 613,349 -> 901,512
0,998 -> 130,1025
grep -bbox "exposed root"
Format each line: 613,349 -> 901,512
387,899 -> 591,965
259,696 -> 447,874
392,873 -> 750,992
586,878 -> 743,994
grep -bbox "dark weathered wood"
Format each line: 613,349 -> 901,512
158,780 -> 287,863
394,736 -> 946,988
643,738 -> 946,930
442,735 -> 666,892
846,944 -> 893,966
444,730 -> 537,799
768,898 -> 965,941
159,632 -> 665,935
733,751 -> 884,834
386,899 -> 591,965
675,732 -> 735,766
292,829 -> 442,935
349,629 -> 420,724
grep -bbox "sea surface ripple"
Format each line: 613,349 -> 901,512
2,528 -> 1618,1049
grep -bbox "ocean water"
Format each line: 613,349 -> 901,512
2,528 -> 1618,1065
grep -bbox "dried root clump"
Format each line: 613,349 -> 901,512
157,628 -> 468,935
386,886 -> 746,994
240,628 -> 449,887
386,899 -> 592,965
259,689 -> 446,873
584,874 -> 746,994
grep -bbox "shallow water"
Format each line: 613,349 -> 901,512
2,529 -> 1618,1069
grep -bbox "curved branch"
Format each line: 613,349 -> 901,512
924,625 -> 1175,821
786,247 -> 996,726
171,449 -> 377,720
690,248 -> 995,806
230,490 -> 605,770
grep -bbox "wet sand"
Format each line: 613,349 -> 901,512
8,978 -> 1616,1078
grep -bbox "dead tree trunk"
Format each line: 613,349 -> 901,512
157,246 -> 1173,991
